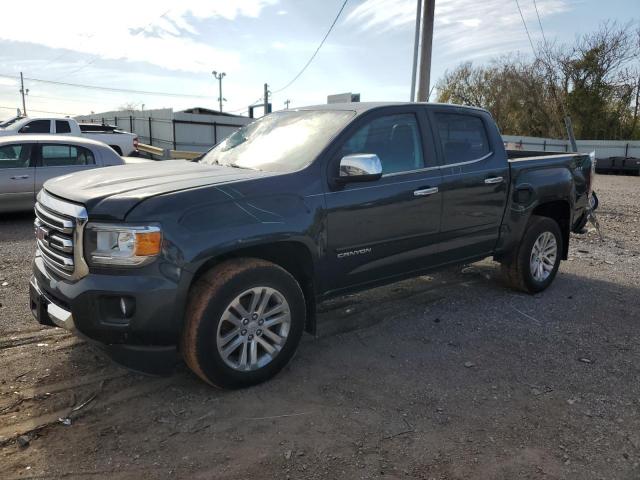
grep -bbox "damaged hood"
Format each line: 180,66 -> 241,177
43,160 -> 272,219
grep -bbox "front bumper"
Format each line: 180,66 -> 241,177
30,253 -> 188,373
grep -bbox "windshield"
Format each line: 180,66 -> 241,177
0,116 -> 24,129
200,110 -> 354,172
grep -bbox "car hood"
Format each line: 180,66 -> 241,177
43,160 -> 272,219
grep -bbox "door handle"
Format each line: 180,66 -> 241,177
414,187 -> 438,196
484,176 -> 503,184
10,175 -> 29,180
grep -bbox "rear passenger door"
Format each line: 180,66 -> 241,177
324,107 -> 443,293
34,143 -> 97,192
0,143 -> 35,212
430,109 -> 509,259
54,120 -> 73,135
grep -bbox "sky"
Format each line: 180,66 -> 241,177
0,0 -> 637,120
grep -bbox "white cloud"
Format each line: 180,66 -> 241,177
277,9 -> 288,15
344,0 -> 572,57
0,0 -> 278,74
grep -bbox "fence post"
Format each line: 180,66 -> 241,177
213,122 -> 217,145
148,117 -> 153,146
172,119 -> 177,150
625,142 -> 629,158
101,117 -> 105,125
129,115 -> 133,133
543,140 -> 546,152
114,117 -> 118,127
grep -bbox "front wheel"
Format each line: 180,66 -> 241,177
181,258 -> 305,389
502,215 -> 563,293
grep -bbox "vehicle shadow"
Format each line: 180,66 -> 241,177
4,260 -> 639,479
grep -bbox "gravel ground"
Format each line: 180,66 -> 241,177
0,174 -> 639,480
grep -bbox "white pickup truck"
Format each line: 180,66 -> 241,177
0,116 -> 138,156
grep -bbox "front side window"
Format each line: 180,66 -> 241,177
19,120 -> 50,134
434,113 -> 491,164
340,113 -> 425,175
55,120 -> 71,133
41,144 -> 95,166
0,144 -> 31,169
200,110 -> 354,173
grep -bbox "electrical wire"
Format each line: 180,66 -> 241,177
226,96 -> 263,114
0,105 -> 76,115
272,0 -> 349,94
514,0 -> 537,55
0,73 -> 212,99
519,0 -> 570,134
531,0 -> 550,52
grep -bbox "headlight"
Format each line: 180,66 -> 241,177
84,223 -> 162,266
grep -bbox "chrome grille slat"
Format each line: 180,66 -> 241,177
48,233 -> 73,253
35,203 -> 74,233
37,238 -> 74,270
34,190 -> 89,280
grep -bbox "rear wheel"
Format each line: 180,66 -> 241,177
181,258 -> 305,388
502,215 -> 563,293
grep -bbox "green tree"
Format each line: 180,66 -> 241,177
436,21 -> 640,140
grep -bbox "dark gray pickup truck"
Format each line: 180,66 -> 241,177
30,102 -> 598,388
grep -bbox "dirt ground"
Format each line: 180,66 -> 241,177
1,174 -> 639,480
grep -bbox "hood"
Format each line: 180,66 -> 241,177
44,160 -> 271,219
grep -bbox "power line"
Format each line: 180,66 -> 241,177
514,0 -> 536,55
272,0 -> 349,94
0,105 -> 75,116
531,0 -> 550,52
226,96 -> 263,114
0,73 -> 212,99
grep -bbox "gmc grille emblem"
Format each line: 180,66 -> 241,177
36,225 -> 50,244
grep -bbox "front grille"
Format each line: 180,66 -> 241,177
34,190 -> 89,280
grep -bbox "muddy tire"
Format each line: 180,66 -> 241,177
181,258 -> 305,389
501,215 -> 563,294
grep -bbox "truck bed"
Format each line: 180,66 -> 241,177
506,149 -> 569,160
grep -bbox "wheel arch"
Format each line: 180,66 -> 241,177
109,145 -> 123,155
531,200 -> 571,259
189,241 -> 317,335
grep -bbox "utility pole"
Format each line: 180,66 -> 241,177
410,0 -> 422,101
285,99 -> 291,109
263,83 -> 269,115
19,72 -> 28,116
212,70 -> 226,112
564,116 -> 578,152
416,0 -> 435,102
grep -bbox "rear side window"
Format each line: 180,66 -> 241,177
41,144 -> 95,166
55,120 -> 71,133
0,144 -> 31,168
19,120 -> 50,134
434,113 -> 490,164
341,113 -> 425,175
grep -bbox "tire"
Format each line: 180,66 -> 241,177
501,215 -> 563,294
181,258 -> 305,389
109,145 -> 123,155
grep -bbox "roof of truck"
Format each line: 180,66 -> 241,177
0,134 -> 112,149
296,101 -> 490,114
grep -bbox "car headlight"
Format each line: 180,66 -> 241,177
84,223 -> 162,266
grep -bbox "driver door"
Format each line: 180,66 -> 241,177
323,107 -> 443,294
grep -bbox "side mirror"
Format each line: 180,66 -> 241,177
337,154 -> 382,183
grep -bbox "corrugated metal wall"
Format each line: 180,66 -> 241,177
503,135 -> 640,159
